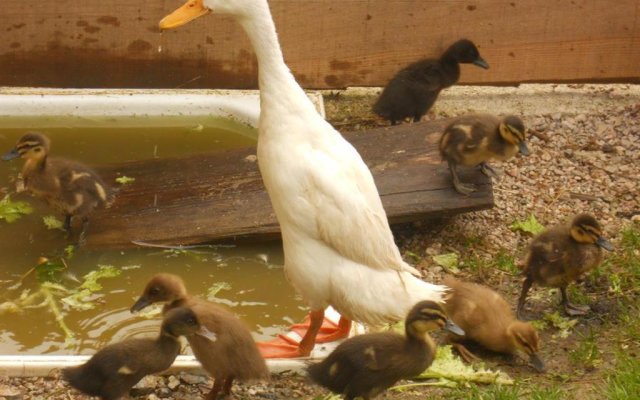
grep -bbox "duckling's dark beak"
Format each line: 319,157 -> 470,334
2,149 -> 20,161
159,0 -> 210,30
596,236 -> 614,251
130,296 -> 151,313
444,319 -> 465,336
518,141 -> 530,156
472,57 -> 490,69
530,353 -> 546,372
196,325 -> 217,342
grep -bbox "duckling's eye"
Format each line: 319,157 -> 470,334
33,148 -> 42,153
149,287 -> 161,296
187,317 -> 197,325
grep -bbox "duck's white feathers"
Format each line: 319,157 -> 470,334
219,0 -> 445,326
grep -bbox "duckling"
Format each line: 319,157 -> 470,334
307,300 -> 463,400
439,114 -> 529,195
373,39 -> 489,125
130,273 -> 268,400
2,131 -> 111,242
517,214 -> 614,318
442,276 -> 544,372
63,306 -> 212,400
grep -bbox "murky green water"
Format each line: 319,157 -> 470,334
0,122 -> 304,355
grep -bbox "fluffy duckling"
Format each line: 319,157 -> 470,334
2,131 -> 111,241
439,114 -> 529,195
442,276 -> 544,372
517,214 -> 614,318
373,39 -> 489,125
63,307 -> 212,400
130,273 -> 268,400
307,300 -> 463,400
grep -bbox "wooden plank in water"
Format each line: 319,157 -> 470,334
87,119 -> 493,248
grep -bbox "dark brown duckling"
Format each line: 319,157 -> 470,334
307,300 -> 463,400
63,306 -> 211,400
130,273 -> 268,400
442,276 -> 544,372
373,39 -> 489,125
439,114 -> 529,195
2,131 -> 111,242
517,214 -> 614,318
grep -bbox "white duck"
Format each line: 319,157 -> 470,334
159,0 -> 447,358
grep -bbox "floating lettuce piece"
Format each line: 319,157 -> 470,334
35,259 -> 66,284
207,282 -> 231,299
0,195 -> 33,223
43,215 -> 65,230
433,253 -> 460,273
510,214 -> 545,235
115,175 -> 135,185
80,265 -> 121,291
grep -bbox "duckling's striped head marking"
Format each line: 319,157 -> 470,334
3,131 -> 51,162
406,300 -> 463,336
499,116 -> 529,155
508,320 -> 545,372
130,273 -> 188,312
570,214 -> 613,250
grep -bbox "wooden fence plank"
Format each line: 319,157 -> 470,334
0,0 -> 638,88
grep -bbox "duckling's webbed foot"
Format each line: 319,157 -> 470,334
561,287 -> 590,316
452,343 -> 480,363
480,162 -> 500,180
77,217 -> 90,246
448,160 -> 476,196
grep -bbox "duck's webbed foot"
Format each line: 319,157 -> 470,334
452,342 -> 480,363
561,287 -> 590,316
480,162 -> 500,179
77,217 -> 89,246
448,160 -> 477,196
516,276 -> 533,320
564,302 -> 590,316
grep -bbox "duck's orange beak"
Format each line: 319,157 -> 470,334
159,0 -> 210,30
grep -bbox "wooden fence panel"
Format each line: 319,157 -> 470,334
0,0 -> 638,88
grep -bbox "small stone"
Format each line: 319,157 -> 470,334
601,143 -> 616,153
244,154 -> 258,162
131,376 -> 162,396
167,375 -> 181,390
0,385 -> 22,400
180,373 -> 208,385
146,395 -> 160,400
156,387 -> 173,398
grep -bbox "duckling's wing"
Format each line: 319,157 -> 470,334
302,131 -> 419,275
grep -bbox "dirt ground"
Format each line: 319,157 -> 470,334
1,84 -> 639,400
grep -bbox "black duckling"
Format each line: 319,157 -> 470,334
439,113 -> 529,195
517,214 -> 614,318
373,39 -> 489,125
63,306 -> 212,400
442,276 -> 544,372
2,131 -> 111,242
307,300 -> 463,400
130,273 -> 268,400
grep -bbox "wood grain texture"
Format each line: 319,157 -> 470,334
86,119 -> 494,248
0,0 -> 638,88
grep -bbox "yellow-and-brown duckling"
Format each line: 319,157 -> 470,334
373,39 -> 489,125
63,306 -> 213,400
442,276 -> 545,372
439,114 -> 529,195
517,214 -> 614,318
307,300 -> 463,400
2,131 -> 111,241
130,273 -> 268,400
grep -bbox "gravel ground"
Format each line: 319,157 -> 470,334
1,84 -> 639,399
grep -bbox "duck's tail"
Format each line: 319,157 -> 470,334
62,366 -> 101,396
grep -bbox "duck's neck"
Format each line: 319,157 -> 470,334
236,4 -> 314,115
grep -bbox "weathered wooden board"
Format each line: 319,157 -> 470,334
87,119 -> 493,248
0,1 -> 638,89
